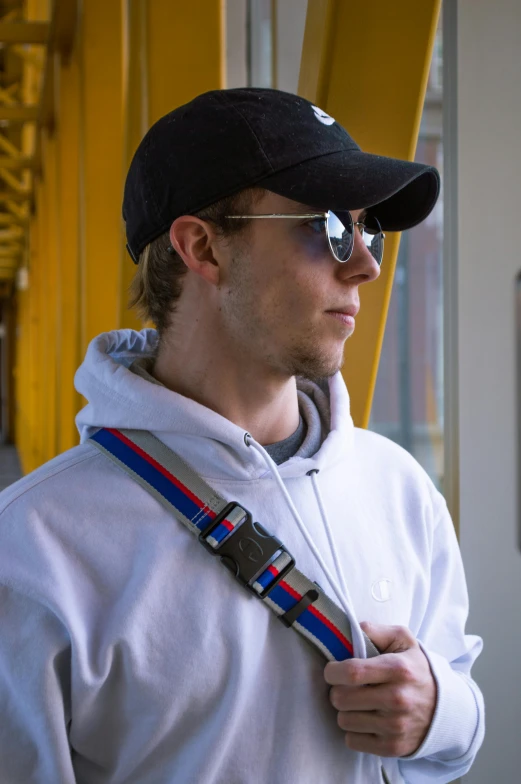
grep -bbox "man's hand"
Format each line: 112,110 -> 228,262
324,622 -> 437,757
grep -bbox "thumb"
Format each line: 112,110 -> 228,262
360,621 -> 417,654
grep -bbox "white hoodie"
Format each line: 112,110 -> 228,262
0,328 -> 484,784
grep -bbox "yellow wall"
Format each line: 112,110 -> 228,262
14,0 -> 225,473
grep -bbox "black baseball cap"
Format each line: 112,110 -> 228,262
123,87 -> 440,263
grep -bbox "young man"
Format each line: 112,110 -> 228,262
0,89 -> 483,783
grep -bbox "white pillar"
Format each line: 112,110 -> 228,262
456,0 -> 521,779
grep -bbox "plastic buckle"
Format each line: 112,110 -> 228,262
199,502 -> 294,597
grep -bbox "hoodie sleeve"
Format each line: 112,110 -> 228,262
0,585 -> 76,783
397,494 -> 485,783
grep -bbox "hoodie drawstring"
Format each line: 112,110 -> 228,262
248,440 -> 366,660
308,469 -> 387,781
306,469 -> 361,622
250,447 -> 386,782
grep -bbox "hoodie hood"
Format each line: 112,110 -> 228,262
74,328 -> 355,480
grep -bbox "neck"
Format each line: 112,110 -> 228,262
152,322 -> 300,447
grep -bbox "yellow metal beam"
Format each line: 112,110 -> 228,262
0,22 -> 49,43
16,0 -> 42,471
56,45 -> 81,452
119,0 -> 225,330
78,0 -> 123,351
12,44 -> 45,69
39,129 -> 60,461
0,10 -> 20,23
6,199 -> 29,219
298,0 -> 336,103
40,1 -> 78,129
0,83 -> 20,105
0,105 -> 39,122
299,0 -> 441,428
0,167 -> 29,193
0,279 -> 13,294
0,156 -> 35,169
0,244 -> 22,256
119,0 -> 147,331
0,226 -> 23,241
147,1 -> 225,124
26,213 -> 41,472
0,213 -> 28,225
39,41 -> 54,128
0,133 -> 22,157
0,194 -> 30,204
51,0 -> 78,62
33,177 -> 48,466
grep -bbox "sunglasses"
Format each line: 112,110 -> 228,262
225,210 -> 385,265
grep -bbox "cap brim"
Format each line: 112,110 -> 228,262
258,149 -> 440,232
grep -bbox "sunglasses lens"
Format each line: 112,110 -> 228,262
327,211 -> 354,262
362,215 -> 384,265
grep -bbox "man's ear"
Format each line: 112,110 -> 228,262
169,215 -> 221,287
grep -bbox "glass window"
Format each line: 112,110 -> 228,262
369,20 -> 444,491
226,0 -> 308,93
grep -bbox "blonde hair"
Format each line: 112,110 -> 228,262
128,187 -> 264,337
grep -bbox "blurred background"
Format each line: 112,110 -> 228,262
0,1 -> 519,781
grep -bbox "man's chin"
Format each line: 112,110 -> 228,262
286,350 -> 344,382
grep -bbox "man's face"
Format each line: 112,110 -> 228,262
217,190 -> 381,381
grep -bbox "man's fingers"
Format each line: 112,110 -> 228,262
337,709 -> 410,738
343,731 -> 402,757
343,731 -> 381,754
324,625 -> 419,687
324,651 -> 417,688
338,709 -> 382,733
325,626 -> 437,758
329,684 -> 409,713
360,622 -> 417,654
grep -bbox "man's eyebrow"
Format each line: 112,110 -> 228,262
290,202 -> 327,212
280,199 -> 327,212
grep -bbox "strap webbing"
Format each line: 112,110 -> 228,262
89,427 -> 379,662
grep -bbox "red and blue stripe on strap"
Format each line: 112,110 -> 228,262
90,426 -> 354,661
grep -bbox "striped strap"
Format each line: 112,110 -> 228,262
89,427 -> 379,662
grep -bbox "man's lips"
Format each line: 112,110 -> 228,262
325,306 -> 359,328
326,306 -> 360,318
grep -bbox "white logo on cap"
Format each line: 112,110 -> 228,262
312,105 -> 335,126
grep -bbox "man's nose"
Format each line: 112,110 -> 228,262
336,227 -> 381,285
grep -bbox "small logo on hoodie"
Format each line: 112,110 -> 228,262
371,578 -> 392,602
